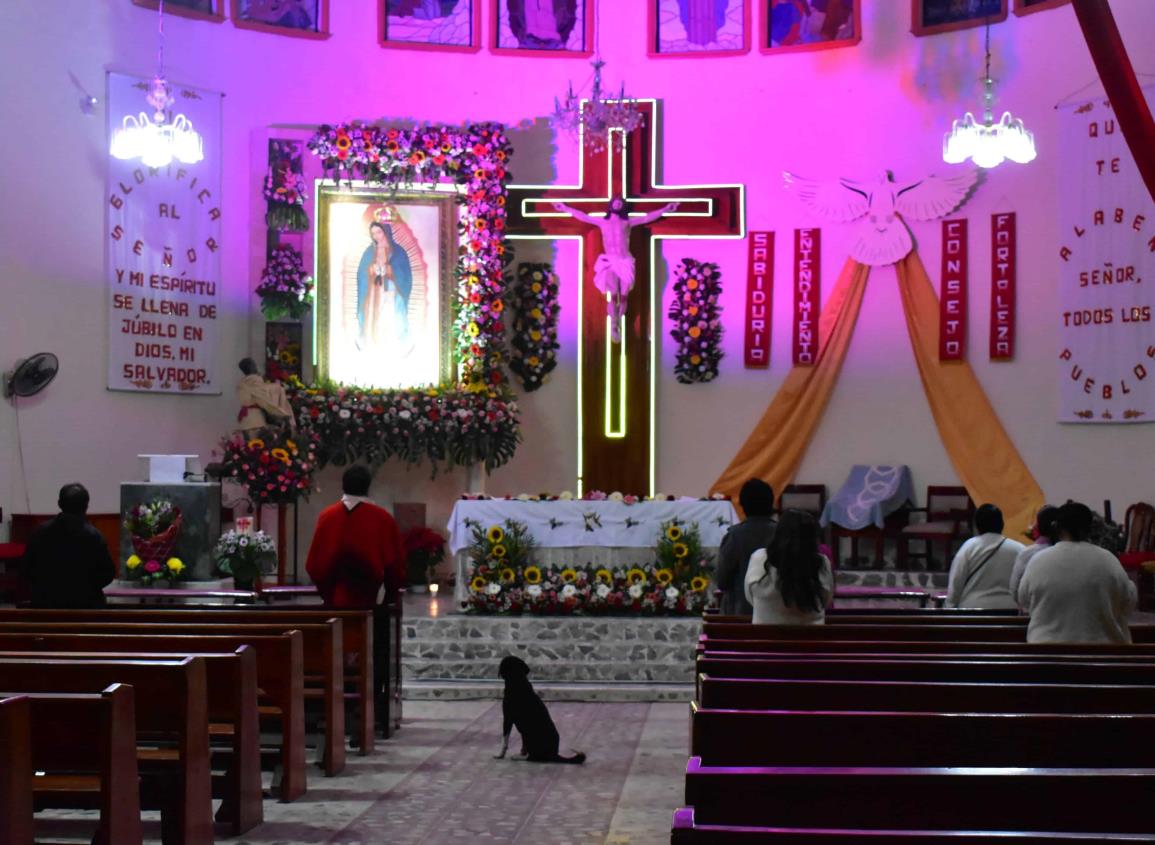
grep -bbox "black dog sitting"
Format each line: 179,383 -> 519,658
495,656 -> 586,764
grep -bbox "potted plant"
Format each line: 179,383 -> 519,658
402,527 -> 446,591
214,529 -> 276,592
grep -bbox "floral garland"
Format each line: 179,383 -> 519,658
308,122 -> 512,390
219,427 -> 320,505
256,245 -> 314,321
264,140 -> 309,233
668,258 -> 724,383
289,381 -> 521,475
509,263 -> 560,392
465,520 -> 713,616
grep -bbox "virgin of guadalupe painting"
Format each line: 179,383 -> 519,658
316,186 -> 455,389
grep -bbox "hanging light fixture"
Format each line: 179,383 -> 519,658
111,0 -> 204,168
943,19 -> 1036,169
551,4 -> 642,154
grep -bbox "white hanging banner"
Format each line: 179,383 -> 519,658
1056,92 -> 1154,423
106,72 -> 223,394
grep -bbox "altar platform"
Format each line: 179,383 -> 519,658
401,569 -> 949,702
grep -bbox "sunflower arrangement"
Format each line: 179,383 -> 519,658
668,258 -> 724,384
465,561 -> 711,616
509,263 -> 560,392
654,520 -> 710,582
218,427 -> 319,505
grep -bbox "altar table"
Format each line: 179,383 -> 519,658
448,499 -> 738,603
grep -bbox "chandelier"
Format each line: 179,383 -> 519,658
551,2 -> 641,154
111,0 -> 204,168
942,19 -> 1036,169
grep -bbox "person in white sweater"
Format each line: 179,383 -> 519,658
945,504 -> 1025,610
745,509 -> 834,625
1018,501 -> 1137,644
1009,504 -> 1059,608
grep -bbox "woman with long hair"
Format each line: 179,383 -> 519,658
744,509 -> 833,624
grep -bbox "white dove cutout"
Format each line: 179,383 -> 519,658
782,169 -> 980,266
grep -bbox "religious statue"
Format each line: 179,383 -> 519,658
552,196 -> 679,341
357,208 -> 414,349
783,169 -> 978,266
236,358 -> 296,433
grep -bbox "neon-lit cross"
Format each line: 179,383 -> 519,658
507,100 -> 744,496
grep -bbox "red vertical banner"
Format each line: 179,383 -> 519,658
744,231 -> 773,368
793,228 -> 820,365
989,213 -> 1016,360
939,219 -> 968,360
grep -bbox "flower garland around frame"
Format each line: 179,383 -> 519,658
509,263 -> 560,392
668,258 -> 724,383
256,245 -> 314,321
308,122 -> 513,391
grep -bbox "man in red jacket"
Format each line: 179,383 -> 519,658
306,464 -> 405,739
306,465 -> 404,608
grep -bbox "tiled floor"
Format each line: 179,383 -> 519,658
35,701 -> 688,845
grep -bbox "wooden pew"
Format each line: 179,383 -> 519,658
701,623 -> 1030,642
1,685 -> 144,845
696,655 -> 1155,686
690,705 -> 1155,766
672,808 -> 1153,843
0,657 -> 211,845
0,605 -> 380,749
698,674 -> 1155,712
0,695 -> 33,845
675,763 -> 1155,841
0,646 -> 261,835
0,629 -> 306,803
0,617 -> 343,778
697,637 -> 1155,656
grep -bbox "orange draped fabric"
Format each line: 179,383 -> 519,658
710,257 -> 870,504
711,253 -> 1044,536
894,252 -> 1043,536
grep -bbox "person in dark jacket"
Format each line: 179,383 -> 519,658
20,483 -> 115,608
715,479 -> 777,616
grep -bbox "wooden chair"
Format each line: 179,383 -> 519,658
897,486 -> 974,571
1119,502 -> 1155,569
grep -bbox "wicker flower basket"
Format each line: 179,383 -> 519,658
131,513 -> 183,562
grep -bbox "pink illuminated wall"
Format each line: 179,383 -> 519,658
1,1 -> 1152,545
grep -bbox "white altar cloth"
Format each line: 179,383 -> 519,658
448,499 -> 738,603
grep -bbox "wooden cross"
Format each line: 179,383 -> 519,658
507,101 -> 744,496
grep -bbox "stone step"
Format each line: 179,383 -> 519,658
404,659 -> 694,684
404,616 -> 702,644
402,640 -> 695,664
403,679 -> 694,703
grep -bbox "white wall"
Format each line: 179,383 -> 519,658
1,1 -> 1152,551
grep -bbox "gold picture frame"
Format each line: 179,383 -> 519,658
315,183 -> 459,389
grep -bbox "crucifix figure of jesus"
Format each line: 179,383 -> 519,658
506,100 -> 743,495
551,196 -> 679,342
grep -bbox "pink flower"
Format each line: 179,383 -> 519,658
144,560 -> 161,573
